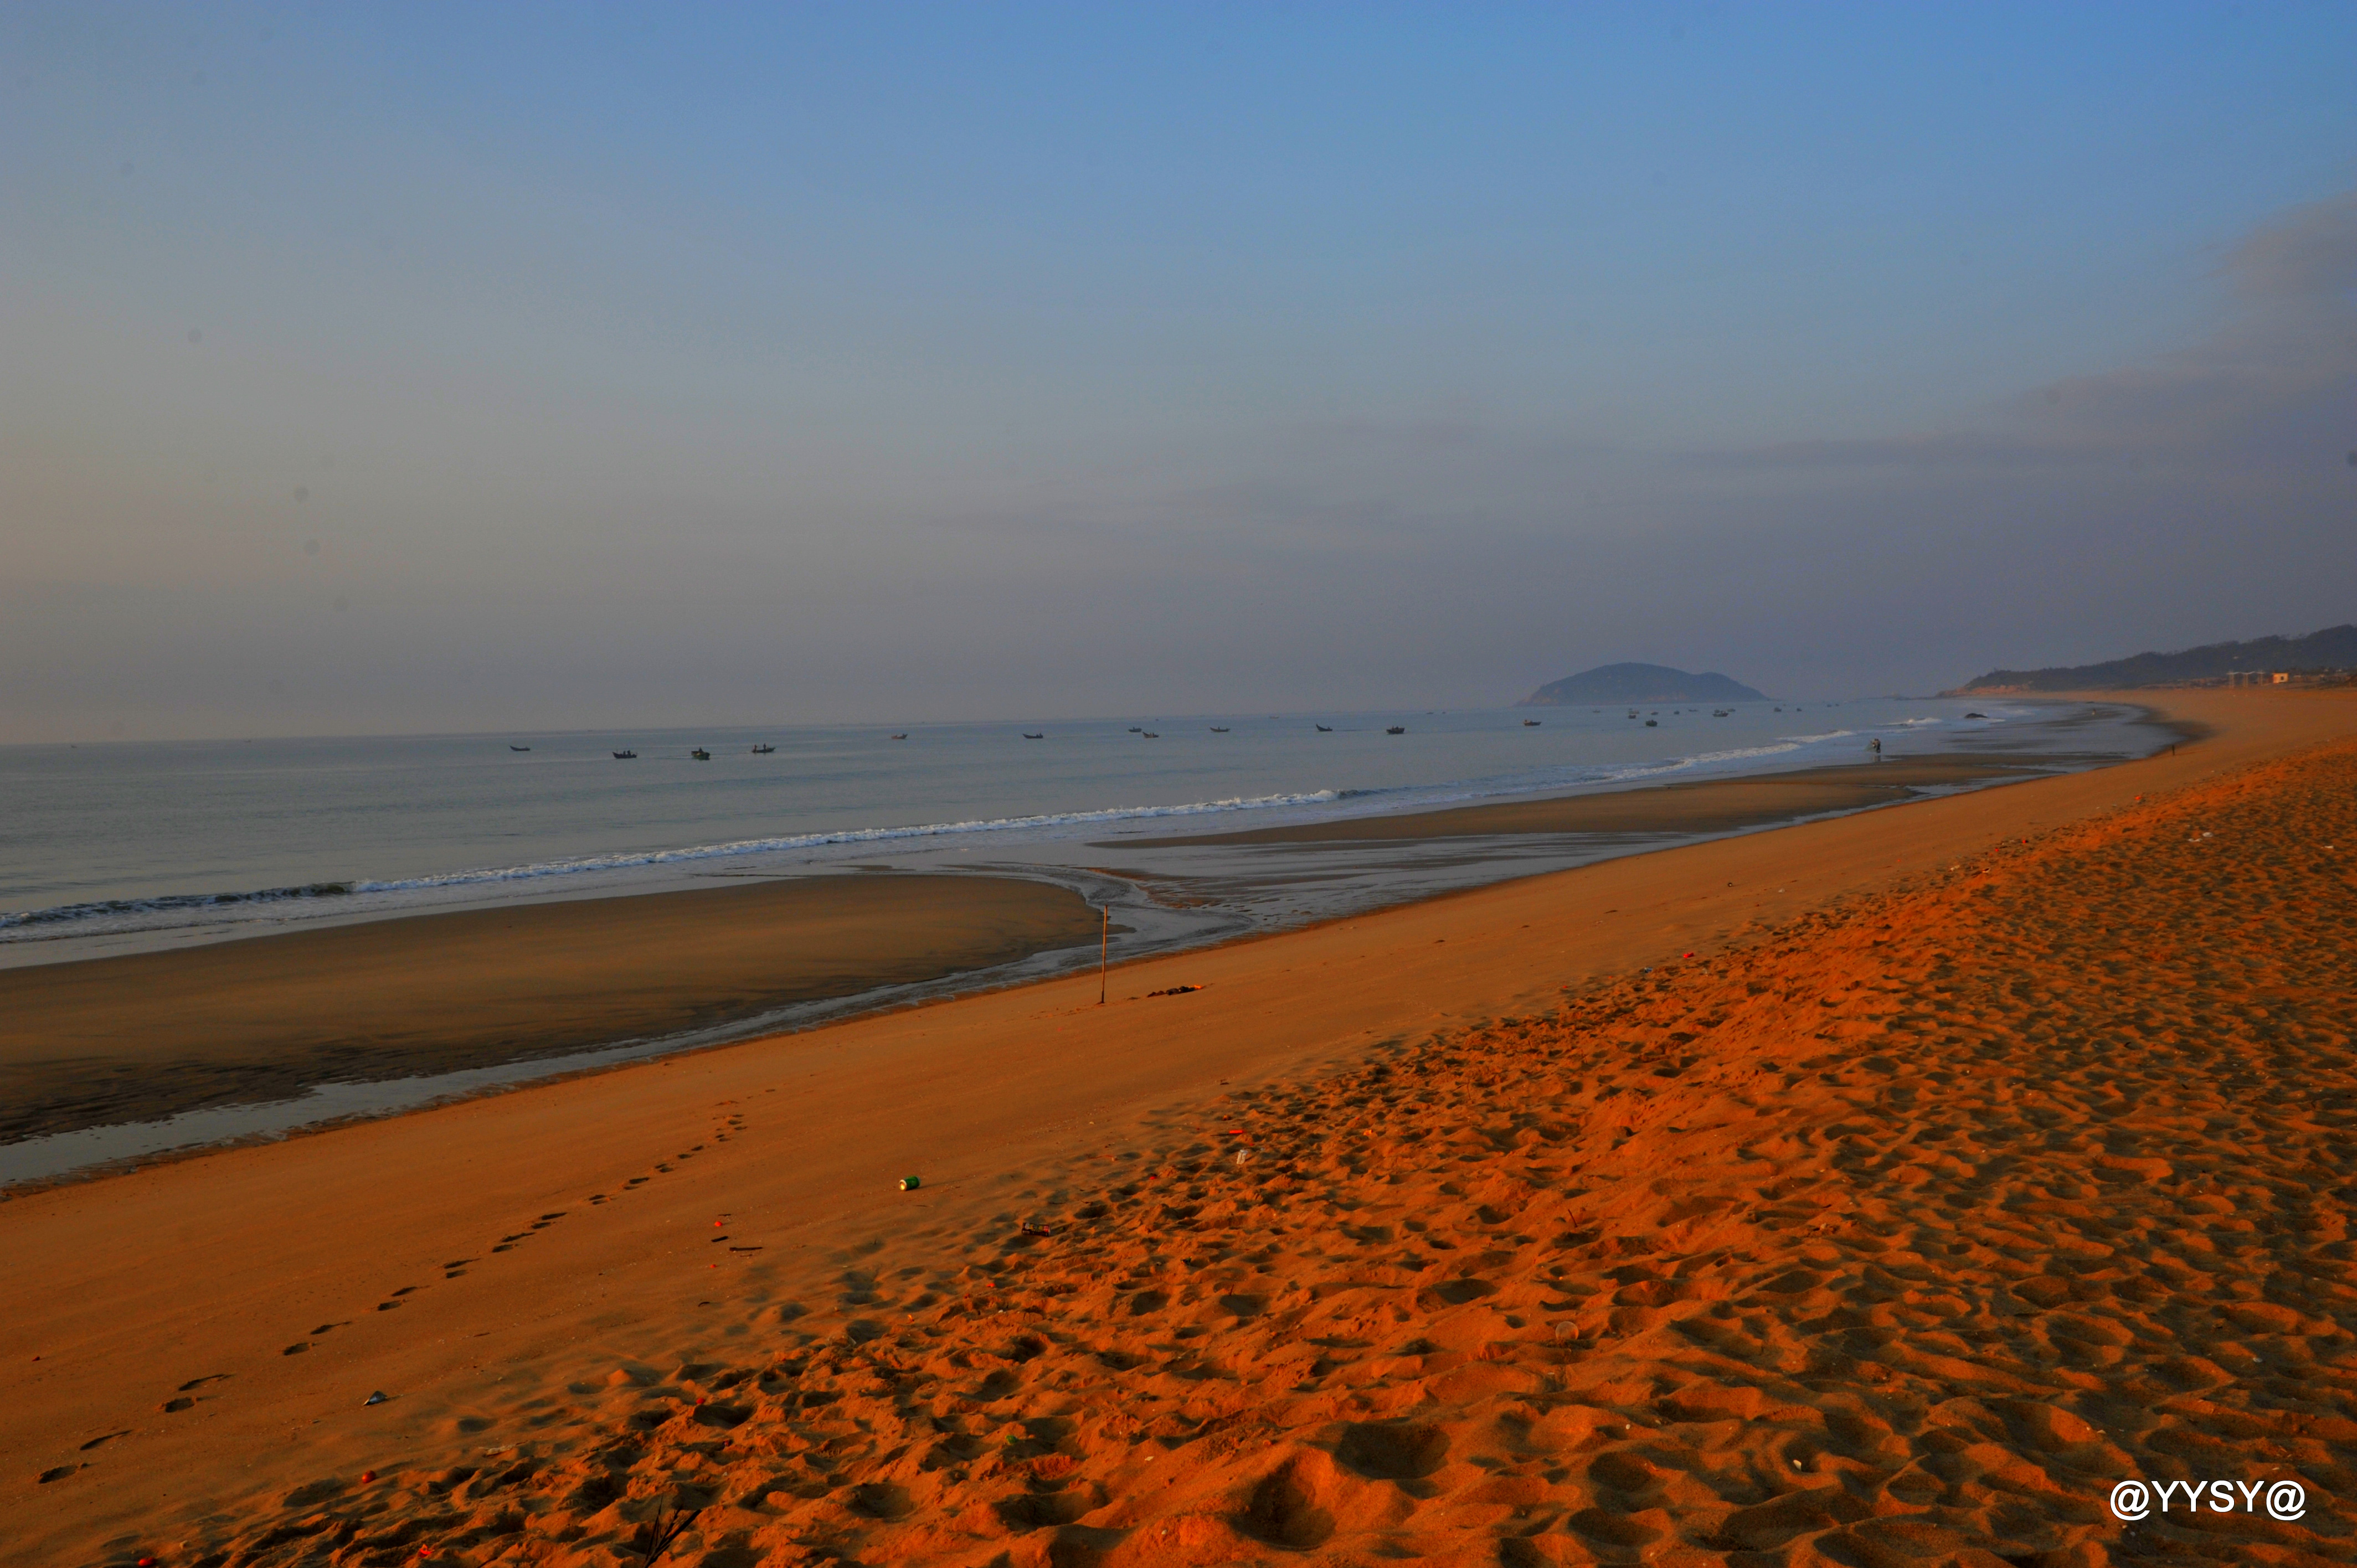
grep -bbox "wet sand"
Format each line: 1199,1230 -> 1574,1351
2,687 -> 2351,1566
1120,753 -> 2071,848
0,875 -> 1106,1142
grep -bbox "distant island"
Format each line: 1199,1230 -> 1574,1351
1518,662 -> 1768,706
1951,623 -> 2357,693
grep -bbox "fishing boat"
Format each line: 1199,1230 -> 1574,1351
890,733 -> 908,740
691,748 -> 711,760
1645,719 -> 1658,726
612,750 -> 637,759
1022,733 -> 1043,740
1208,726 -> 1228,733
1521,719 -> 1540,727
1141,731 -> 1159,739
750,744 -> 775,754
1385,725 -> 1405,735
1128,726 -> 1143,733
1315,724 -> 1332,732
510,745 -> 531,751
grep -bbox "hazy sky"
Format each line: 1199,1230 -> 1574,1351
5,3 -> 2354,740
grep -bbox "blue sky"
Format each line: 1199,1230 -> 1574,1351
4,3 -> 2354,737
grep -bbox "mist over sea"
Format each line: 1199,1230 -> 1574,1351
2,698 -> 2165,969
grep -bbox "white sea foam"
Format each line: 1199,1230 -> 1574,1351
0,788 -> 1342,937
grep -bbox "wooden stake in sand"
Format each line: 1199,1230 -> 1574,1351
1099,905 -> 1110,1004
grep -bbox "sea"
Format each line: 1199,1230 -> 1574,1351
4,697 -> 2167,967
1,697 -> 2168,1184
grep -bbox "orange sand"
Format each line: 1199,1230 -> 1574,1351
1,688 -> 2351,1567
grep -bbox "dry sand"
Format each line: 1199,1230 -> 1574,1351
0,875 -> 1107,1141
2,688 -> 2351,1567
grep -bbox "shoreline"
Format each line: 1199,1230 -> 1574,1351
2,688 -> 2351,1562
0,696 -> 2151,976
2,712 -> 2160,1174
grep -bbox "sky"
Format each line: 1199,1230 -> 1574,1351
3,2 -> 2354,741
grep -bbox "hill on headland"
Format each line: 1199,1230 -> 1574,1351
1952,623 -> 2357,693
1518,662 -> 1768,705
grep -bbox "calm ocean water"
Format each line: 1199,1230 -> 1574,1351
3,697 -> 2163,967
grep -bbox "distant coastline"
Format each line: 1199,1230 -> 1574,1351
1952,623 -> 2357,693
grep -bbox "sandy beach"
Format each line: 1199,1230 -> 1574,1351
3,687 -> 2352,1567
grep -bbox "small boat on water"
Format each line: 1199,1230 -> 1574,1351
1315,724 -> 1332,732
750,744 -> 775,754
1128,726 -> 1143,733
889,733 -> 908,740
613,750 -> 637,759
1141,731 -> 1159,738
1521,719 -> 1540,727
691,748 -> 711,760
510,745 -> 531,751
1645,719 -> 1658,726
1963,711 -> 1987,719
1208,726 -> 1229,733
1023,733 -> 1043,740
1385,725 -> 1406,735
